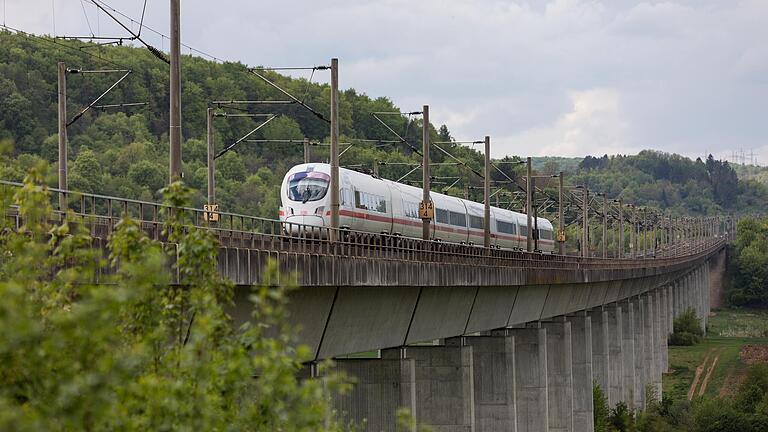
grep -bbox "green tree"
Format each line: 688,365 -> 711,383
0,168 -> 349,430
669,308 -> 703,346
128,160 -> 166,195
69,146 -> 102,192
594,382 -> 610,432
728,217 -> 768,306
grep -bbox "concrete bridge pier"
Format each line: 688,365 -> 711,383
510,326 -> 549,432
641,293 -> 658,401
633,296 -> 647,410
654,289 -> 667,388
331,352 -> 416,432
681,276 -> 689,316
620,299 -> 637,408
699,264 -> 710,331
685,272 -> 699,316
589,308 -> 610,398
662,286 -> 672,372
462,333 -> 516,431
404,340 -> 475,431
672,280 -> 682,322
705,261 -> 711,328
567,312 -> 594,432
606,304 -> 624,407
542,319 -> 574,432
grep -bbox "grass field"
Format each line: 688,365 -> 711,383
663,309 -> 768,401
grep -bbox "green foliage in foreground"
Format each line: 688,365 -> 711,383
669,309 -> 704,346
0,167 -> 350,430
728,216 -> 768,307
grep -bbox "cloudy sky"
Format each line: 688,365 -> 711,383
6,0 -> 768,163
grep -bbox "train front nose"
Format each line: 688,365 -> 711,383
283,214 -> 327,236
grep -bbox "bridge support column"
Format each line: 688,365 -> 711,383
685,273 -> 693,315
666,285 -> 674,337
567,313 -> 594,432
648,292 -> 662,398
621,300 -> 637,408
657,288 -> 669,375
542,319 -> 573,432
589,308 -> 610,397
700,265 -> 710,332
633,296 -> 647,410
509,326 -> 549,432
691,270 -> 699,325
704,261 -> 711,331
402,340 -> 475,431
606,304 -> 624,407
463,333 -> 516,431
331,353 -> 416,431
674,279 -> 683,319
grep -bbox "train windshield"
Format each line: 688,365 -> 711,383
287,170 -> 330,203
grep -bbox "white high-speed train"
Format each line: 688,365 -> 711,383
279,163 -> 555,252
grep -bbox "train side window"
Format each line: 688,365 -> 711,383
409,202 -> 419,218
449,211 -> 466,227
539,229 -> 553,240
519,224 -> 528,236
469,215 -> 483,229
436,208 -> 449,224
377,198 -> 387,213
341,188 -> 353,207
497,220 -> 516,234
354,191 -> 367,210
403,200 -> 419,218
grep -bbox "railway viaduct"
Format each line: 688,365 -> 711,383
4,182 -> 728,432
222,231 -> 723,432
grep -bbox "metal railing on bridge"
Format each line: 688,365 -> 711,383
1,180 -> 725,272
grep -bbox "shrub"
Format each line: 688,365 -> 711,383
669,331 -> 702,346
670,308 -> 703,346
594,381 -> 610,432
609,401 -> 636,431
692,398 -> 753,432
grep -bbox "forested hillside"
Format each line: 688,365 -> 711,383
0,30 -> 765,220
569,152 -> 767,215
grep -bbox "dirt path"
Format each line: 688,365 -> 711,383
688,350 -> 713,400
698,349 -> 721,396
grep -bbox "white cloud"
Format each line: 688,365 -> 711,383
496,88 -> 634,158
